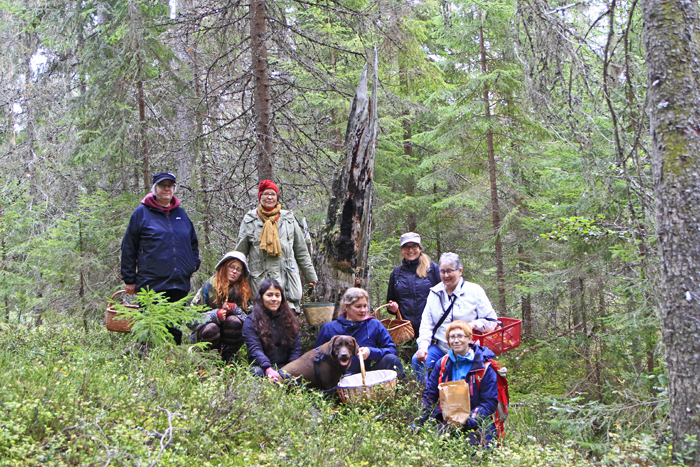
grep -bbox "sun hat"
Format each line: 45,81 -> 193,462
215,251 -> 249,277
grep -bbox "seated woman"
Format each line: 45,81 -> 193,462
315,287 -> 405,379
413,252 -> 498,383
188,251 -> 253,361
242,279 -> 302,381
416,320 -> 498,445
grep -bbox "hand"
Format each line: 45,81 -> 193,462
358,347 -> 370,360
387,301 -> 399,314
125,284 -> 136,295
415,349 -> 428,363
265,367 -> 281,381
308,281 -> 318,286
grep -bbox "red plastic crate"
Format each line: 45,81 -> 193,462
472,317 -> 522,356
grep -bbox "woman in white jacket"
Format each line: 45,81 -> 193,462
412,252 -> 498,383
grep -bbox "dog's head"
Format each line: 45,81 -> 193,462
329,335 -> 357,370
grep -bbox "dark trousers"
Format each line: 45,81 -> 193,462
367,354 -> 406,380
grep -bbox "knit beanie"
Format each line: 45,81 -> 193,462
258,180 -> 279,200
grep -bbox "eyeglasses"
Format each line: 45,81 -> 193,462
448,334 -> 469,341
227,264 -> 243,273
261,192 -> 277,198
158,183 -> 175,189
401,244 -> 420,251
440,268 -> 458,275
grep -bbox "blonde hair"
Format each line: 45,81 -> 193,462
445,320 -> 473,348
416,253 -> 432,278
341,287 -> 369,308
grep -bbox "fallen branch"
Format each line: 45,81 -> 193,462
148,407 -> 174,467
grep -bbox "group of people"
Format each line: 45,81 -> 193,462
120,172 -> 502,445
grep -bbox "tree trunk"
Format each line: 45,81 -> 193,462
641,0 -> 700,461
518,244 -> 532,337
479,19 -> 506,315
399,59 -> 417,232
137,54 -> 149,193
250,0 -> 274,182
315,51 -> 379,309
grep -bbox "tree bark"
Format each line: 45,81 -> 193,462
251,0 -> 274,182
315,51 -> 379,309
518,244 -> 532,337
641,0 -> 700,461
137,55 -> 149,193
479,19 -> 506,315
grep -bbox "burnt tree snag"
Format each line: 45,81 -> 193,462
315,51 -> 379,310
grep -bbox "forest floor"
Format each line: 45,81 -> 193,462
0,321 -> 676,467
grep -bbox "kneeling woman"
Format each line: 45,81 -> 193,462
242,279 -> 302,381
315,288 -> 405,379
416,320 -> 498,445
188,251 -> 252,361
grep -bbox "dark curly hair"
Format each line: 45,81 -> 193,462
251,279 -> 299,351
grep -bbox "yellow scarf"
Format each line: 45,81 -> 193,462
257,203 -> 282,257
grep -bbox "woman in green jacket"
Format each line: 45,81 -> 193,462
235,180 -> 318,312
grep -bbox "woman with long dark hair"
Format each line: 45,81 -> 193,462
242,279 -> 301,380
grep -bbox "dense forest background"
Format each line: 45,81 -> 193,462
2,0 -> 690,464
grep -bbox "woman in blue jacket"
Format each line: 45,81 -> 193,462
416,320 -> 498,445
121,172 -> 200,344
315,288 -> 405,379
386,232 -> 441,336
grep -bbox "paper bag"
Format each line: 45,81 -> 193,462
438,379 -> 471,425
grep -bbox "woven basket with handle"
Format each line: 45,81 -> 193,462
336,354 -> 397,404
105,290 -> 137,333
374,303 -> 415,345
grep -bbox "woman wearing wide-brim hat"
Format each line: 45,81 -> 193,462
188,251 -> 253,361
235,180 -> 318,312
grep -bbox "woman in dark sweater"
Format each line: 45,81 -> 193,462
242,279 -> 301,380
386,232 -> 441,335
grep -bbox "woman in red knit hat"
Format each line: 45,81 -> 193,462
235,180 -> 318,312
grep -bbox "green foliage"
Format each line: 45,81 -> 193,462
0,323 -> 678,466
112,288 -> 206,346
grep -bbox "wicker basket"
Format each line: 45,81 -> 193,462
303,302 -> 335,326
336,355 -> 397,404
374,304 -> 415,345
105,290 -> 137,333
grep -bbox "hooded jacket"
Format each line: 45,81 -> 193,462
314,316 -> 397,374
386,258 -> 441,334
419,343 -> 498,440
121,195 -> 200,293
235,209 -> 317,306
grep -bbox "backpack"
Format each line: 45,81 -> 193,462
438,355 -> 510,439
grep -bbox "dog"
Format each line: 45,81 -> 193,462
281,335 -> 357,391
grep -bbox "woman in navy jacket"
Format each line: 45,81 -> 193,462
417,320 -> 498,445
386,232 -> 441,336
242,279 -> 302,381
315,287 -> 405,379
121,172 -> 200,344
